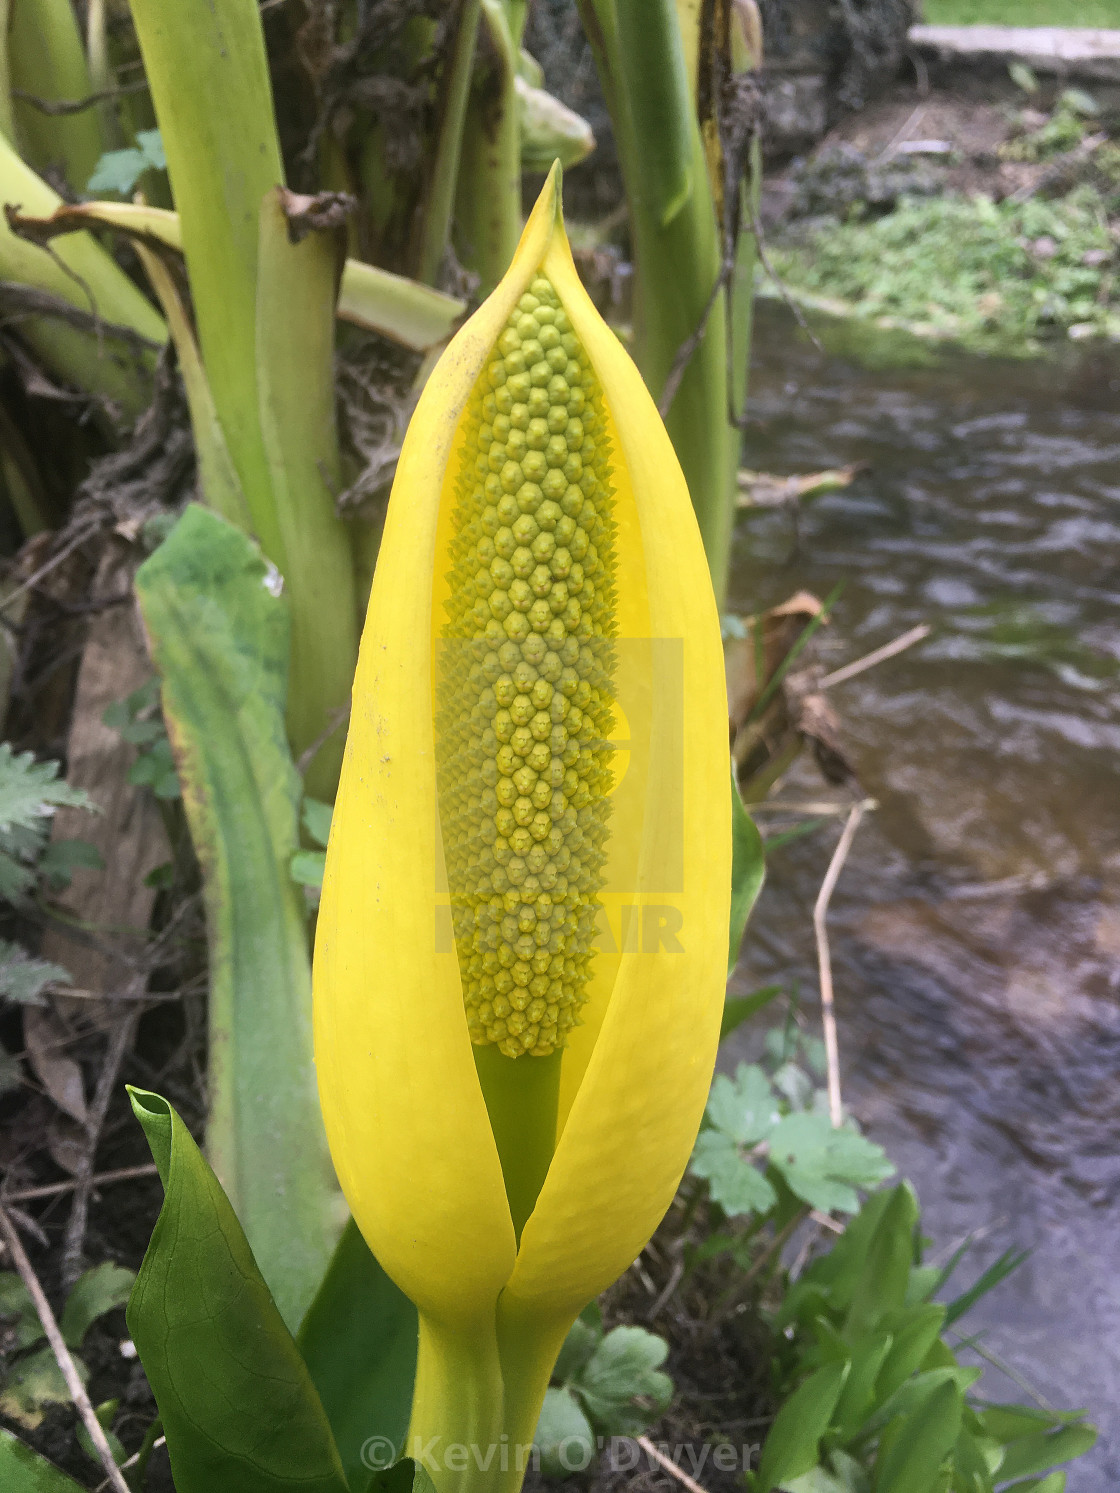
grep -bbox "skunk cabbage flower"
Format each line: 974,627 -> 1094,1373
313,168 -> 730,1490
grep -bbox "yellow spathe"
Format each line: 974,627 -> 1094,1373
313,165 -> 730,1492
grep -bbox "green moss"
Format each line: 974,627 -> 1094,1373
768,187 -> 1120,358
924,0 -> 1120,24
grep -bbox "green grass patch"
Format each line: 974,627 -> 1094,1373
924,0 -> 1120,24
768,186 -> 1120,357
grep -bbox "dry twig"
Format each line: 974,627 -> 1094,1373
2,1163 -> 158,1204
814,801 -> 869,1128
0,1205 -> 131,1493
636,1435 -> 710,1493
818,623 -> 931,690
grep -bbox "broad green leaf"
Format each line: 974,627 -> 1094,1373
135,505 -> 337,1327
720,984 -> 783,1041
978,1403 -> 1087,1443
534,1386 -> 595,1478
729,776 -> 765,972
297,1220 -> 419,1493
831,1332 -> 892,1438
1001,1476 -> 1066,1492
874,1379 -> 962,1493
573,1326 -> 672,1436
0,1272 -> 43,1350
59,1262 -> 136,1349
756,1362 -> 848,1492
690,1130 -> 777,1217
707,1063 -> 777,1144
873,1304 -> 946,1405
126,1088 -> 349,1493
843,1186 -> 915,1340
38,840 -> 103,889
87,147 -> 152,196
863,1368 -> 980,1440
0,941 -> 67,1006
0,1429 -> 89,1491
767,1113 -> 894,1217
0,1346 -> 83,1429
996,1425 -> 1097,1480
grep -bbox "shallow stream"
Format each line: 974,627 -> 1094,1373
727,303 -> 1120,1487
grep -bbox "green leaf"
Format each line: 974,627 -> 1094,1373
729,775 -> 765,972
38,839 -> 104,889
720,984 -> 783,1041
690,1130 -> 776,1217
126,1087 -> 350,1493
1000,1476 -> 1066,1492
0,744 -> 90,835
767,1113 -> 894,1217
0,1429 -> 89,1491
842,1185 -> 915,1340
553,1309 -> 603,1385
86,147 -> 149,195
707,1063 -> 777,1144
0,1271 -> 43,1350
302,798 -> 334,849
996,1425 -> 1097,1480
830,1331 -> 892,1439
135,505 -> 338,1328
756,1361 -> 848,1492
297,1219 -> 418,1493
59,1262 -> 136,1350
573,1326 -> 672,1436
0,941 -> 68,1006
534,1386 -> 595,1478
873,1304 -> 946,1405
291,850 -> 327,890
943,1248 -> 1029,1327
978,1402 -> 1087,1444
874,1378 -> 962,1493
0,1346 -> 83,1429
863,1368 -> 980,1440
517,77 -> 595,172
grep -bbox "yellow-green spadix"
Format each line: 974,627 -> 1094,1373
313,167 -> 730,1492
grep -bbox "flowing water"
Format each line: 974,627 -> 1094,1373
726,302 -> 1120,1487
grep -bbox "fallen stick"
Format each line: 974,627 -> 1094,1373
636,1435 -> 710,1493
814,801 -> 869,1128
2,1162 -> 159,1204
818,623 -> 931,691
0,1205 -> 131,1493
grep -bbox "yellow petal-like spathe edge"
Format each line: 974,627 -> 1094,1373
314,166 -> 730,1488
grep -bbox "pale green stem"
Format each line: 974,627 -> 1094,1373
9,0 -> 107,192
574,0 -> 737,604
454,0 -> 521,295
494,1298 -> 576,1493
416,0 -> 482,285
408,1312 -> 506,1493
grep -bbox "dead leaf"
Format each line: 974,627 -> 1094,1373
22,1006 -> 87,1127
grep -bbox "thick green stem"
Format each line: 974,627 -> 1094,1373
474,1046 -> 561,1241
9,0 -> 107,192
454,0 -> 521,295
409,1311 -> 506,1493
416,0 -> 482,285
574,0 -> 737,604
